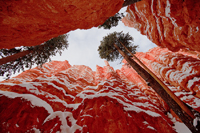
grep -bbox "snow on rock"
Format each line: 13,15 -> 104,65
134,47 -> 200,121
1,50 -> 200,132
122,0 -> 200,52
1,48 -> 200,132
0,60 -> 176,133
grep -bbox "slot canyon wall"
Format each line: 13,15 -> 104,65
1,0 -> 200,132
122,0 -> 200,52
0,0 -> 123,49
1,47 -> 200,132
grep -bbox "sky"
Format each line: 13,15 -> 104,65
51,8 -> 156,71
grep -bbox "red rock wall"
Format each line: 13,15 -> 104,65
133,47 -> 200,115
0,0 -> 123,49
0,60 -> 176,132
2,47 -> 200,132
122,0 -> 200,52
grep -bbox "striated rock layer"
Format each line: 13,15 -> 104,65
0,60 -> 177,132
0,0 -> 123,49
1,47 -> 200,132
122,0 -> 200,52
133,47 -> 200,121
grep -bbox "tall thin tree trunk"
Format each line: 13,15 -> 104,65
113,43 -> 199,133
117,39 -> 194,119
0,50 -> 32,66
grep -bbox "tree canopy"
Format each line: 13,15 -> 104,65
98,31 -> 138,61
0,34 -> 69,79
98,13 -> 124,30
98,0 -> 141,29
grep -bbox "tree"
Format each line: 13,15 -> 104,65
98,0 -> 141,29
98,13 -> 125,30
0,34 -> 69,79
98,32 -> 200,132
98,31 -> 138,60
122,0 -> 141,7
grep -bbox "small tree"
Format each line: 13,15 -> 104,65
98,0 -> 141,29
98,31 -> 200,132
0,34 -> 69,79
98,13 -> 124,30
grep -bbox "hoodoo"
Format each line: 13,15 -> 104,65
122,0 -> 200,52
1,48 -> 200,132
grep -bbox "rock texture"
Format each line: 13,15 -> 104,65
122,0 -> 200,52
133,47 -> 200,118
0,60 -> 177,133
0,0 -> 123,49
1,47 -> 200,132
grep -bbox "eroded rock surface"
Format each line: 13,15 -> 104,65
122,0 -> 200,52
133,47 -> 200,119
0,0 -> 123,49
0,60 -> 176,133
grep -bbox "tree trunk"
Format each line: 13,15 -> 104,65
113,43 -> 200,133
0,50 -> 32,66
117,39 -> 195,119
122,0 -> 141,7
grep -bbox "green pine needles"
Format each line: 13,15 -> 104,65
98,31 -> 138,61
98,13 -> 124,29
0,34 -> 69,79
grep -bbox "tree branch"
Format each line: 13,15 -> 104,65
0,50 -> 32,66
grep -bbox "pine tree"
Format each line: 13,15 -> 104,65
98,0 -> 141,29
98,13 -> 124,30
98,31 -> 200,132
98,31 -> 138,60
0,34 -> 69,79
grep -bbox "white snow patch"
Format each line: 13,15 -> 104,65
168,113 -> 192,133
0,90 -> 53,114
187,77 -> 200,89
81,114 -> 93,118
0,83 -> 16,86
147,125 -> 156,130
193,116 -> 200,127
43,111 -> 82,133
174,122 -> 192,133
18,83 -> 41,95
143,121 -> 148,125
67,103 -> 81,110
165,0 -> 178,26
196,26 -> 199,32
124,106 -> 161,117
32,128 -> 41,133
180,95 -> 200,108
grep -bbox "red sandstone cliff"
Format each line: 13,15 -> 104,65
1,0 -> 200,132
2,48 -> 200,132
131,47 -> 200,122
122,0 -> 200,52
0,59 -> 177,132
0,0 -> 123,49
